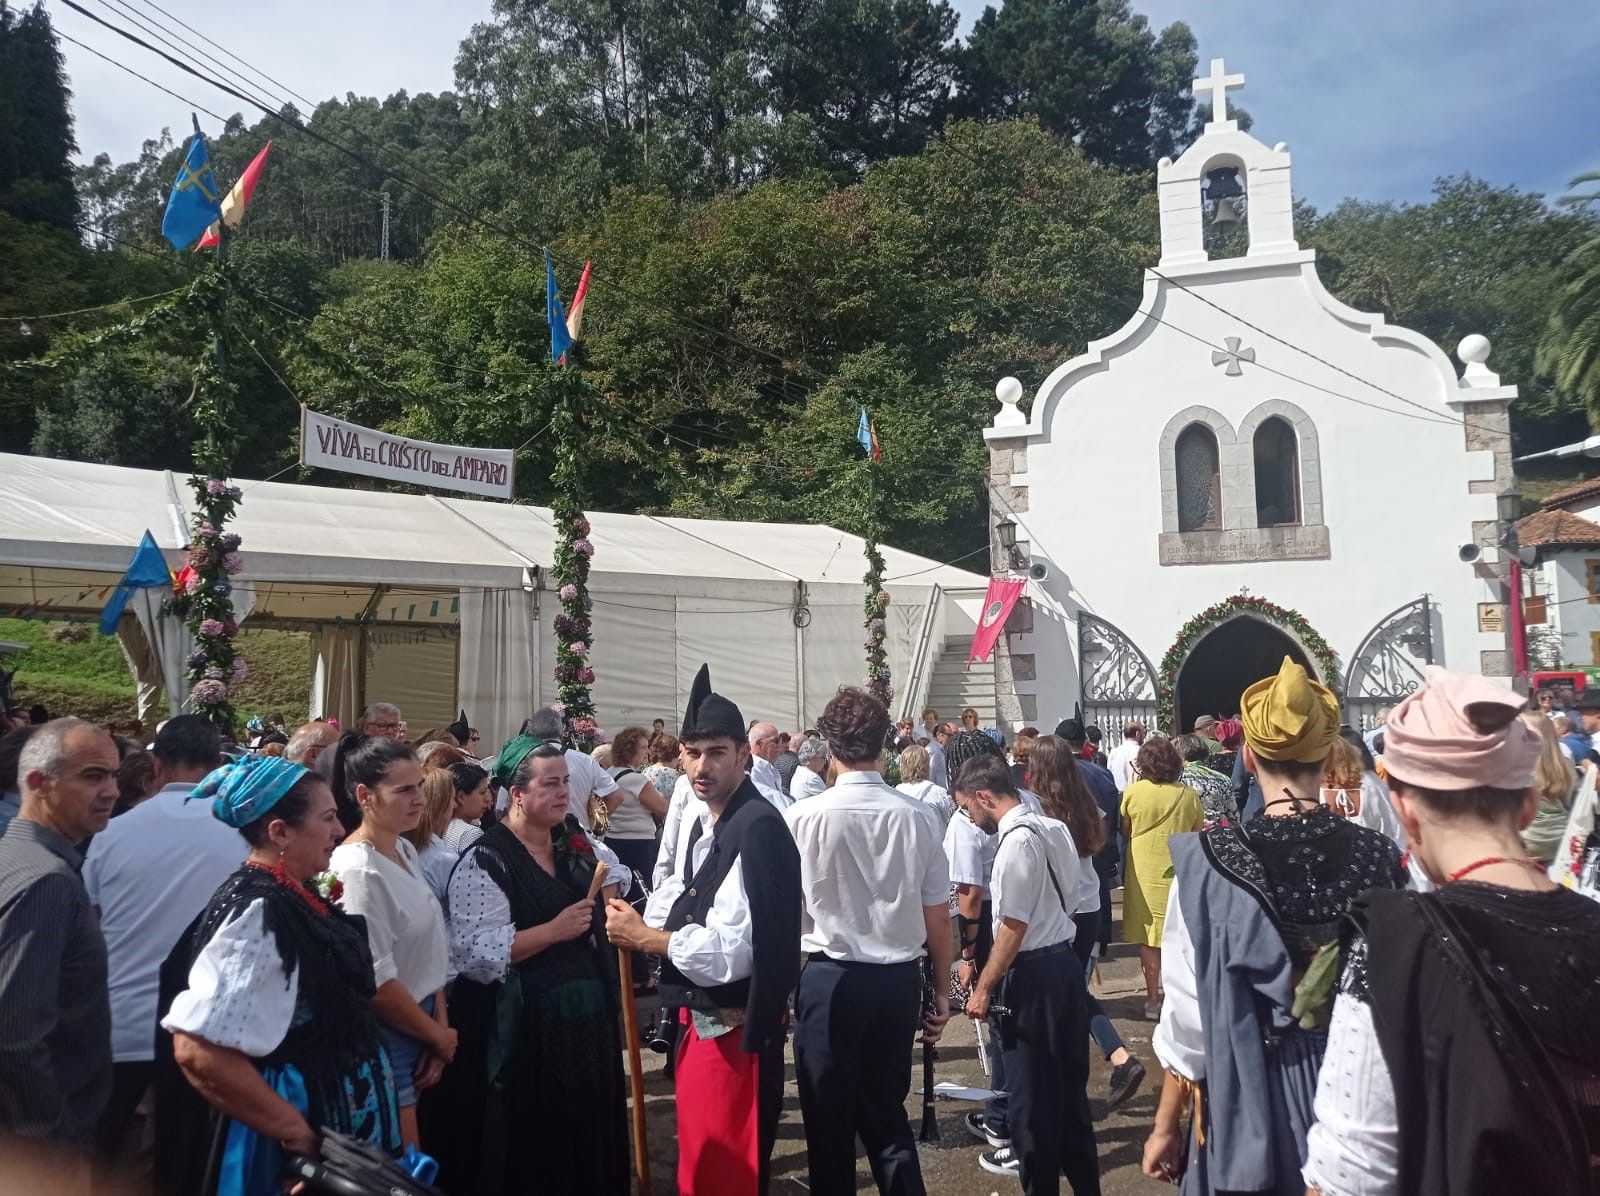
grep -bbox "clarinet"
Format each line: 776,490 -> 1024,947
918,956 -> 939,1143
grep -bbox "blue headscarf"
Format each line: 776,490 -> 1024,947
190,754 -> 311,829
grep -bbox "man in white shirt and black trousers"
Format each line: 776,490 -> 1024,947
786,686 -> 952,1196
957,754 -> 1101,1196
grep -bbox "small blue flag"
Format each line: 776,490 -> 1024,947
100,531 -> 172,635
857,407 -> 872,456
162,124 -> 223,251
546,250 -> 573,363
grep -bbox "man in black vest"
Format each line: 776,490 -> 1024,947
605,664 -> 801,1195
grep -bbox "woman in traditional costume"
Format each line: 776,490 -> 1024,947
432,737 -> 628,1195
156,754 -> 400,1195
1303,669 -> 1600,1196
1142,658 -> 1406,1194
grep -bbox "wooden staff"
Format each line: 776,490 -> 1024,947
617,944 -> 652,1196
591,861 -> 651,1195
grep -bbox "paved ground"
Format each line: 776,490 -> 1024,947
631,903 -> 1161,1196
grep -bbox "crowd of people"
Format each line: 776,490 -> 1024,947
0,658 -> 1597,1195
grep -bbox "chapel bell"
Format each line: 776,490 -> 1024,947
1205,166 -> 1244,226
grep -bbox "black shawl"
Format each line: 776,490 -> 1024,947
1352,884 -> 1600,1196
659,779 -> 802,1053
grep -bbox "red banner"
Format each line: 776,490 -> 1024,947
968,577 -> 1025,665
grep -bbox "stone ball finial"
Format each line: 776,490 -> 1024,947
996,376 -> 1024,406
1157,156 -> 1173,169
1457,333 -> 1492,364
1273,141 -> 1288,153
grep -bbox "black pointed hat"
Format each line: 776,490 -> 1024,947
446,709 -> 470,742
681,663 -> 746,743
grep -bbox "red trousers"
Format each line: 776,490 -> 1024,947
675,1016 -> 763,1195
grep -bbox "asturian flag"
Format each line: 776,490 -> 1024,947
545,250 -> 573,364
196,140 -> 272,250
161,120 -> 223,251
856,406 -> 882,461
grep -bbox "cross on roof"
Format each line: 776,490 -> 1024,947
1194,58 -> 1244,126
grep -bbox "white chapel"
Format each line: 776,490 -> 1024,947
984,59 -> 1519,734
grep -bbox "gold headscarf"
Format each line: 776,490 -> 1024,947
1240,656 -> 1339,763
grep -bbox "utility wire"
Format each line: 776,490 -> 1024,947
0,284 -> 187,323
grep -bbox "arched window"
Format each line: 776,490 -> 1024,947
1175,423 -> 1222,532
1253,416 -> 1301,526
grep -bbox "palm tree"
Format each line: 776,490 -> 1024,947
1539,172 -> 1600,426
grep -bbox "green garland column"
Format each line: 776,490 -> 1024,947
549,372 -> 600,750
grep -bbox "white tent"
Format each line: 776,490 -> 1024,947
0,453 -> 986,746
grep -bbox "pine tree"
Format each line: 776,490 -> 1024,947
0,2 -> 82,231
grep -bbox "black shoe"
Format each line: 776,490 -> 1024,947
963,1111 -> 1009,1148
979,1145 -> 1020,1177
1107,1056 -> 1147,1113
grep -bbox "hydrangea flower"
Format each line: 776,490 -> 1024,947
559,584 -> 579,602
223,553 -> 244,575
572,538 -> 594,558
199,619 -> 225,637
569,641 -> 587,656
205,479 -> 227,496
191,679 -> 227,707
578,666 -> 595,685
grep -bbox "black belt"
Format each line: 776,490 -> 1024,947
806,953 -> 919,968
1013,940 -> 1074,963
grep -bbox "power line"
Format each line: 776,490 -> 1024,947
52,25 -> 229,125
0,284 -> 187,323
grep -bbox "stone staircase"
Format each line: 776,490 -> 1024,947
922,634 -> 997,726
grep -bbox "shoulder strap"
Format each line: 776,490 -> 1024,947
1000,822 -> 1069,914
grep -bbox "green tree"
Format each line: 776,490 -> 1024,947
0,2 -> 80,231
1538,172 -> 1600,430
956,0 -> 1200,168
763,0 -> 960,174
1306,175 -> 1597,450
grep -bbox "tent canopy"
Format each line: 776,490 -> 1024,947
0,454 -> 986,742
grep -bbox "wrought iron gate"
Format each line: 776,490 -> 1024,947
1078,613 -> 1159,733
1343,595 -> 1434,731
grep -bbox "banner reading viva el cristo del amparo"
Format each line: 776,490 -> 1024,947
299,406 -> 515,500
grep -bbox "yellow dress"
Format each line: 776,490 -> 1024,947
1121,779 -> 1204,947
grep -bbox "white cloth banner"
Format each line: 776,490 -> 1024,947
300,406 -> 515,499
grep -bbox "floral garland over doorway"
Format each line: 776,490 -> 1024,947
1157,593 -> 1340,730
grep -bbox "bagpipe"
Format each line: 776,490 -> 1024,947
285,1132 -> 442,1196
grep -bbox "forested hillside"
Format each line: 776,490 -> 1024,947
3,0 -> 1595,560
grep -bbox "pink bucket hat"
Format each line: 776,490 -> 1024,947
1382,666 -> 1538,791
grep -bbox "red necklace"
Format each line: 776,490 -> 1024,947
1446,855 -> 1546,884
247,858 -> 332,916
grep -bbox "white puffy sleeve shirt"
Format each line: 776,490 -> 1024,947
160,899 -> 299,1058
447,848 -> 517,984
643,805 -> 754,986
1151,878 -> 1205,1081
1302,940 -> 1400,1196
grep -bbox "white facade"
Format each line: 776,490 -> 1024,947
983,59 -> 1516,733
1532,552 -> 1600,667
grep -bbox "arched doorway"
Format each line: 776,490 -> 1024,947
1175,615 -> 1313,732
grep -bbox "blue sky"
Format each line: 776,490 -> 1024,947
56,0 -> 1600,212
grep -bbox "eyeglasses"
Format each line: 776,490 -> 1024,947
368,721 -> 401,733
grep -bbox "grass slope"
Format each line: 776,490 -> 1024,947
1,618 -> 311,733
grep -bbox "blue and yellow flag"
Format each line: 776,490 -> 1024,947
856,406 -> 881,461
545,250 -> 573,363
162,123 -> 223,251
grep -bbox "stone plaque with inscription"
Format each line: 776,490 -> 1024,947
1158,524 -> 1331,567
